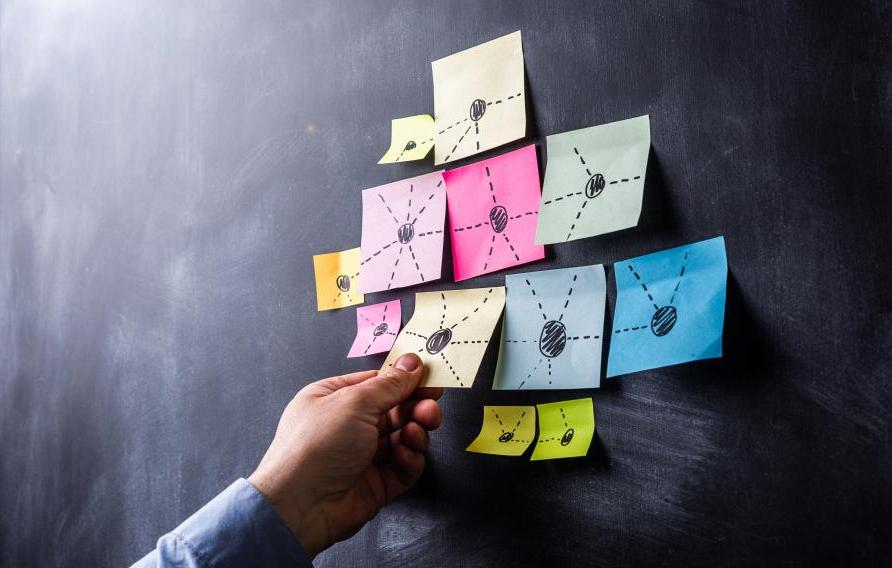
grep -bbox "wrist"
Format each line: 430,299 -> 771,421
247,469 -> 329,558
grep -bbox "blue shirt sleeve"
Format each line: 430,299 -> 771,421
131,478 -> 311,568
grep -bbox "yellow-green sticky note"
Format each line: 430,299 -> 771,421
530,398 -> 595,461
378,115 -> 435,164
466,405 -> 536,456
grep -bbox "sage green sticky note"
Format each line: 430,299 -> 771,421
535,115 -> 650,244
530,398 -> 594,461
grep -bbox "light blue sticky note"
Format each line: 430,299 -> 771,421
493,265 -> 606,390
606,236 -> 727,377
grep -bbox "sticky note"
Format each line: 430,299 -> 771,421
444,145 -> 545,281
382,287 -> 506,388
313,248 -> 364,311
378,115 -> 435,164
347,300 -> 401,358
606,236 -> 727,377
530,398 -> 595,461
493,265 -> 606,390
359,171 -> 446,293
535,115 -> 651,244
466,405 -> 536,456
432,31 -> 525,165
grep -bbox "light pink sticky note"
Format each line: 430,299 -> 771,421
359,171 -> 446,293
347,300 -> 401,358
444,144 -> 544,281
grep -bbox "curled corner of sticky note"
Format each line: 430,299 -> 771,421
378,115 -> 435,164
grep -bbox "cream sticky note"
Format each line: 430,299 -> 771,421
432,31 -> 525,165
530,398 -> 595,461
313,248 -> 364,311
535,115 -> 651,244
378,115 -> 435,164
466,405 -> 536,456
382,287 -> 506,388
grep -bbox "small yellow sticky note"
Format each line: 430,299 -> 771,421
466,405 -> 536,456
530,398 -> 595,461
378,115 -> 435,164
312,248 -> 364,311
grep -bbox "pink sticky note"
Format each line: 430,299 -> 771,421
347,300 -> 401,358
359,171 -> 446,292
444,144 -> 544,281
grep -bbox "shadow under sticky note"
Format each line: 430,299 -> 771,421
606,236 -> 728,377
530,398 -> 595,461
378,115 -> 435,164
313,247 -> 364,311
535,115 -> 651,244
466,405 -> 536,456
432,31 -> 525,165
347,300 -> 401,358
381,287 -> 505,388
359,171 -> 446,293
444,144 -> 544,281
493,264 -> 606,390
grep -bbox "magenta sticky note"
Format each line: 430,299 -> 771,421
347,300 -> 401,358
359,171 -> 446,293
444,145 -> 544,281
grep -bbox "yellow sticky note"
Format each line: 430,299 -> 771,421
312,248 -> 364,311
432,31 -> 525,165
466,405 -> 536,456
530,398 -> 595,461
378,115 -> 435,164
382,287 -> 505,388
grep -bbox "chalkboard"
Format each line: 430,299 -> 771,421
2,1 -> 890,566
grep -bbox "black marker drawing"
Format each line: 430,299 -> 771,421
393,136 -> 433,163
536,407 -> 575,447
490,408 -> 531,445
450,164 -> 539,274
437,91 -> 525,162
613,251 -> 689,337
351,301 -> 399,357
330,270 -> 361,306
539,146 -> 643,241
504,273 -> 600,388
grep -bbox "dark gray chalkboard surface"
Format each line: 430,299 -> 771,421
2,1 -> 891,566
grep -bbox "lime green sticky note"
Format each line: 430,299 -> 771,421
466,405 -> 536,456
530,398 -> 595,461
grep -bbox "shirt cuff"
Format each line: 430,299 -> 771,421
158,478 -> 310,568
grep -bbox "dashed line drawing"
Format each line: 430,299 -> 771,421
444,145 -> 544,280
465,405 -> 537,456
312,247 -> 365,311
530,398 -> 595,461
432,31 -> 526,165
330,269 -> 362,307
382,287 -> 506,388
616,250 -> 689,338
535,115 -> 651,245
359,172 -> 446,293
347,300 -> 401,358
493,265 -> 606,390
378,115 -> 435,164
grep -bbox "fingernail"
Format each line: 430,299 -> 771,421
395,354 -> 419,372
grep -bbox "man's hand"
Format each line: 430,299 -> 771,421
248,353 -> 441,558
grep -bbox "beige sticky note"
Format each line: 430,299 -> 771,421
530,398 -> 595,461
382,287 -> 506,387
378,115 -> 435,164
432,31 -> 525,165
466,405 -> 536,456
312,248 -> 364,311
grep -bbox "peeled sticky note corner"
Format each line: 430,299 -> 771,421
432,31 -> 525,165
606,236 -> 727,377
466,405 -> 536,456
536,115 -> 651,244
381,287 -> 506,388
378,115 -> 435,164
313,247 -> 364,311
359,171 -> 446,293
444,144 -> 544,281
347,300 -> 401,358
493,264 -> 606,390
530,398 -> 595,461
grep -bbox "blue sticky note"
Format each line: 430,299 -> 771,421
606,236 -> 727,377
493,265 -> 606,389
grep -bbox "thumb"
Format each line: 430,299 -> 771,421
353,353 -> 424,415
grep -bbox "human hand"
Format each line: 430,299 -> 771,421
248,353 -> 442,558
